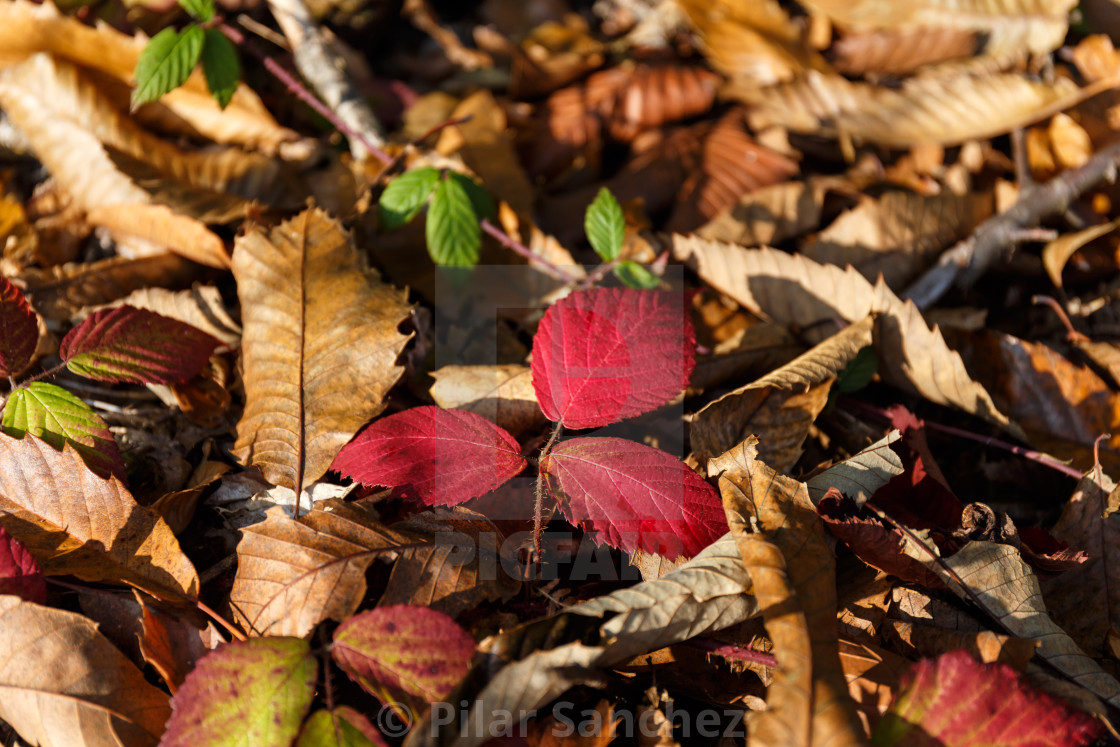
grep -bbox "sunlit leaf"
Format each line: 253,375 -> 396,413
379,167 -> 440,231
585,187 -> 625,261
614,260 -> 660,288
426,175 -> 481,267
178,0 -> 214,21
131,25 -> 205,110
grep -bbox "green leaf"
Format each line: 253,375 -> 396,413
836,345 -> 877,394
2,382 -> 127,481
426,175 -> 481,267
585,187 -> 625,261
200,29 -> 239,109
177,0 -> 214,22
448,171 -> 495,220
131,25 -> 205,111
295,709 -> 383,747
379,168 -> 440,231
613,260 -> 661,289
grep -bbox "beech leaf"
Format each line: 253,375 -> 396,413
0,432 -> 199,601
332,406 -> 526,506
873,650 -> 1103,747
540,436 -> 725,559
532,287 -> 696,429
161,637 -> 317,747
332,605 -> 475,703
60,305 -> 220,385
585,187 -> 625,261
0,526 -> 45,603
2,381 -> 127,482
131,25 -> 205,110
0,597 -> 171,747
232,206 -> 412,492
427,175 -> 481,267
0,274 -> 37,376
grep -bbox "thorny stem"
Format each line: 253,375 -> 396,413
479,219 -> 582,284
18,361 -> 70,388
218,22 -> 392,165
1032,294 -> 1089,342
532,421 -> 564,570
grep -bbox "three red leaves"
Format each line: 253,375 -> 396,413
333,287 -> 726,559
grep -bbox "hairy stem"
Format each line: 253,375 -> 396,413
532,421 -> 564,570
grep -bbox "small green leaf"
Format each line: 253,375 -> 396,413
448,171 -> 495,220
201,29 -> 240,109
131,25 -> 205,111
3,382 -> 126,481
177,0 -> 214,22
613,260 -> 661,289
379,168 -> 440,231
585,187 -> 625,261
426,176 -> 481,267
836,346 -> 877,394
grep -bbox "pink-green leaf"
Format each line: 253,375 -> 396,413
0,274 -> 37,377
295,708 -> 388,747
872,650 -> 1103,747
540,436 -> 725,559
2,382 -> 126,482
331,605 -> 474,703
161,637 -> 317,747
60,305 -> 219,385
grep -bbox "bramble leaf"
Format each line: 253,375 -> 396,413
162,638 -> 317,747
585,187 -> 625,261
296,708 -> 386,747
427,175 -> 481,267
379,167 -> 440,231
0,274 -> 38,377
540,437 -> 725,558
178,0 -> 214,22
531,287 -> 695,429
614,260 -> 660,289
131,25 -> 205,111
2,382 -> 126,481
0,527 -> 45,604
332,406 -> 526,505
60,305 -> 220,385
200,29 -> 239,109
448,171 -> 495,221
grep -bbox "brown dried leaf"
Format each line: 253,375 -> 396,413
691,320 -> 804,392
710,436 -> 866,747
691,315 -> 874,471
882,619 -> 1038,671
85,204 -> 229,269
831,27 -> 979,75
232,207 -> 412,491
806,430 -> 904,507
604,64 -> 721,142
1042,219 -> 1120,287
136,593 -> 223,694
0,433 -> 199,601
740,70 -> 1086,148
230,502 -> 411,637
837,638 -> 910,734
429,365 -> 545,437
0,596 -> 171,747
697,179 -> 831,248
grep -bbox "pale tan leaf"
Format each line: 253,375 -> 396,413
740,70 -> 1087,148
402,534 -> 757,747
86,204 -> 229,269
0,0 -> 299,153
806,429 -> 903,506
230,502 -> 410,637
802,191 -> 994,289
710,436 -> 866,747
232,207 -> 413,491
697,179 -> 831,247
87,285 -> 242,347
832,27 -> 980,75
1039,469 -> 1120,658
911,538 -> 1120,708
691,320 -> 804,391
1042,219 -> 1120,287
0,433 -> 199,601
691,315 -> 874,470
0,597 -> 171,747
429,364 -> 546,437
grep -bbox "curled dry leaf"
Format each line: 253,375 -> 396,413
230,502 -> 411,638
429,364 -> 546,437
831,27 -> 979,75
697,178 -> 832,248
805,429 -> 904,507
88,284 -> 242,348
0,274 -> 38,376
402,533 -> 758,747
0,432 -> 198,601
0,597 -> 171,747
1041,219 -> 1120,288
331,406 -> 527,506
710,436 -> 867,747
232,207 -> 412,492
690,314 -> 874,471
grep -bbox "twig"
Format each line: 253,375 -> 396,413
903,139 -> 1120,309
480,219 -> 583,284
401,0 -> 492,71
1032,294 -> 1089,342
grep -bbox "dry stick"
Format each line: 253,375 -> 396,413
903,139 -> 1120,310
1033,294 -> 1090,342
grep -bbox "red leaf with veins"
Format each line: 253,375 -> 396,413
0,527 -> 45,604
875,650 -> 1102,747
0,275 -> 37,377
540,437 -> 724,558
60,306 -> 220,385
331,406 -> 526,506
531,288 -> 695,429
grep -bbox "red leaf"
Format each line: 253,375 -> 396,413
531,288 -> 695,429
0,527 -> 45,604
0,275 -> 37,377
331,407 -> 526,506
60,306 -> 220,385
331,605 -> 475,703
875,650 -> 1103,747
540,436 -> 724,558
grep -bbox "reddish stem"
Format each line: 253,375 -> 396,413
479,219 -> 582,284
